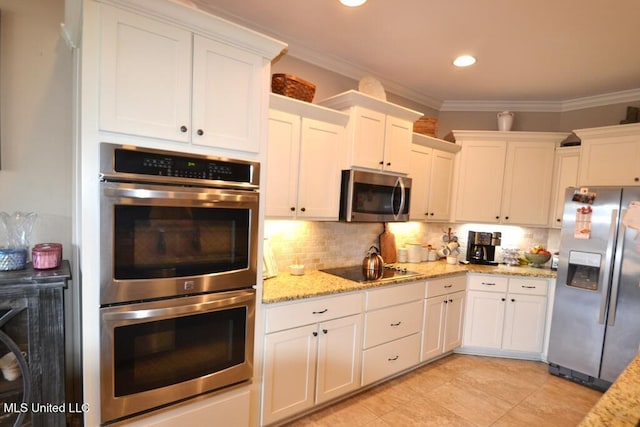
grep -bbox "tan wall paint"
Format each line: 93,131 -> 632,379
273,55 -> 640,139
0,0 -> 72,251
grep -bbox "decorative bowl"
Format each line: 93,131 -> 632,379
524,252 -> 551,267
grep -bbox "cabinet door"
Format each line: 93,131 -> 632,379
99,5 -> 192,141
549,147 -> 580,228
443,291 -> 465,353
383,116 -> 412,173
408,145 -> 432,221
463,290 -> 505,349
266,110 -> 300,218
316,314 -> 362,404
297,118 -> 345,220
502,294 -> 547,353
579,138 -> 640,186
501,141 -> 555,226
455,140 -> 506,222
262,324 -> 318,425
421,295 -> 446,361
192,35 -> 264,153
351,107 -> 386,170
428,149 -> 456,221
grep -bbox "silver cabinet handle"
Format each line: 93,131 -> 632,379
521,285 -> 536,289
481,282 -> 496,286
388,355 -> 399,361
390,321 -> 402,327
444,284 -> 453,288
312,309 -> 328,315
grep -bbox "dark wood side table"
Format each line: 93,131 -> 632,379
0,260 -> 70,427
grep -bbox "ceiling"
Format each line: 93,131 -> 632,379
186,0 -> 640,111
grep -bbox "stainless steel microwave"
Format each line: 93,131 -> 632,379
339,169 -> 411,222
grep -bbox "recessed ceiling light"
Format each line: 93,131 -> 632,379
453,55 -> 476,67
339,0 -> 367,6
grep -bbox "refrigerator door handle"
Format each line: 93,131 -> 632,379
599,209 -> 619,325
607,209 -> 626,327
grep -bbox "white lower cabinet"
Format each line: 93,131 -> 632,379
463,274 -> 548,356
262,293 -> 363,425
421,275 -> 466,361
361,282 -> 424,386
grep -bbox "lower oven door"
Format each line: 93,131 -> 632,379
100,289 -> 255,424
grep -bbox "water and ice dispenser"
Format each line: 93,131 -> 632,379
566,251 -> 602,291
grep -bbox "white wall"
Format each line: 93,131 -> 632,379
0,0 -> 72,253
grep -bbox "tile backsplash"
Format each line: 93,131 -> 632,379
265,220 -> 560,273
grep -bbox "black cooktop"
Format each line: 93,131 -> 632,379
320,265 -> 420,283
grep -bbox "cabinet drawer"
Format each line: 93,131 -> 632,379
508,278 -> 548,296
365,281 -> 425,311
425,274 -> 466,298
467,275 -> 508,293
363,300 -> 423,349
265,293 -> 364,333
362,333 -> 421,386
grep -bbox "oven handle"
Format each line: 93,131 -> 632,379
103,184 -> 258,203
103,291 -> 255,322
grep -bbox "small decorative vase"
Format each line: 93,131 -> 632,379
497,111 -> 514,131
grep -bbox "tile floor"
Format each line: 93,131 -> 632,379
285,354 -> 604,427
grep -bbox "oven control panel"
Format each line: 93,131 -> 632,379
100,144 -> 259,187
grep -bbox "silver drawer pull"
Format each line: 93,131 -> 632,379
388,355 -> 399,361
444,284 -> 453,288
481,282 -> 496,286
521,285 -> 536,289
390,321 -> 402,327
312,309 -> 328,314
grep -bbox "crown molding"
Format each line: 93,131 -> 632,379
287,41 -> 640,113
560,88 -> 640,112
285,43 -> 443,110
440,100 -> 562,113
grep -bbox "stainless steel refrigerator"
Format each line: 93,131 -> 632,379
548,186 -> 640,390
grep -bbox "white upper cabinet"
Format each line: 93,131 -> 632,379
319,91 -> 423,174
452,131 -> 567,226
267,95 -> 349,220
549,147 -> 580,228
98,2 -> 285,153
99,6 -> 192,142
409,134 -> 460,222
191,36 -> 263,152
575,123 -> 640,186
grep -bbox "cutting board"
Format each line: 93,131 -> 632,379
379,223 -> 397,263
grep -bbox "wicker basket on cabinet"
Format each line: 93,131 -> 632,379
271,74 -> 316,102
413,116 -> 439,137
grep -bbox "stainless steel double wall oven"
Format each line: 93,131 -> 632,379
98,144 -> 259,423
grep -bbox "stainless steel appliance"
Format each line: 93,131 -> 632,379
465,231 -> 501,265
100,289 -> 255,423
548,186 -> 640,390
99,143 -> 260,305
99,144 -> 259,422
321,265 -> 419,283
339,169 -> 411,222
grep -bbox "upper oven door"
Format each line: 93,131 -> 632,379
100,181 -> 259,305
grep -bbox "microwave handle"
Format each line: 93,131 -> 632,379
391,177 -> 406,221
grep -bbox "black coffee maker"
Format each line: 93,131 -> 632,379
466,231 -> 501,265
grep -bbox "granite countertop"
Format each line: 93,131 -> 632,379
263,260 -> 556,304
579,352 -> 640,426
